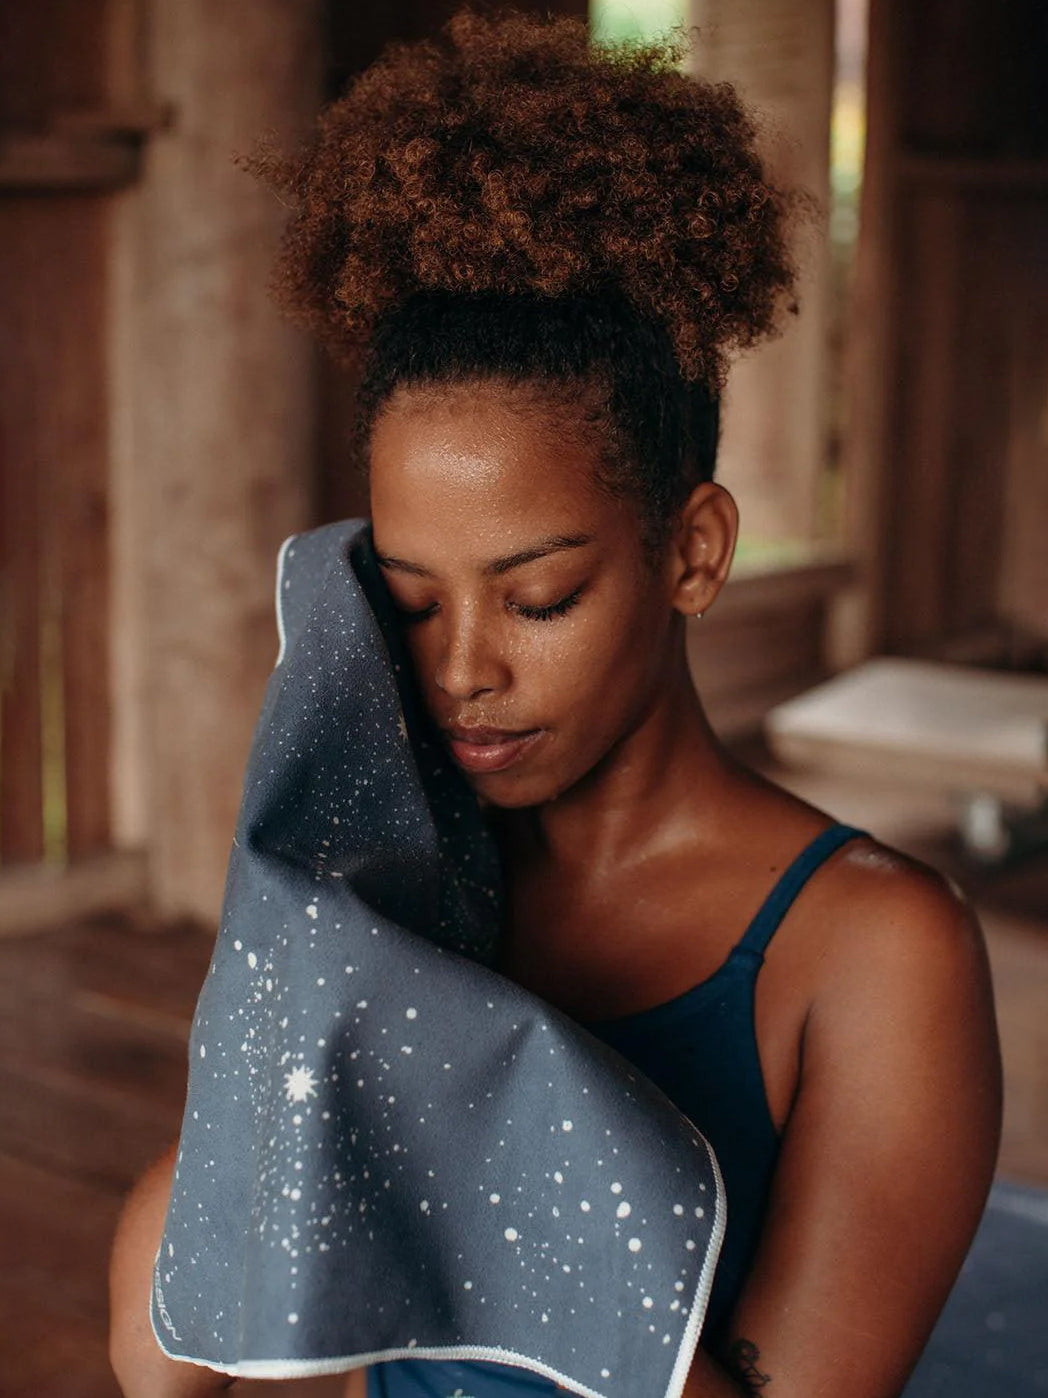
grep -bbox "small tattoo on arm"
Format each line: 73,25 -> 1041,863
722,1337 -> 772,1394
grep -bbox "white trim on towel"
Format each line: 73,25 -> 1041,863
273,534 -> 297,668
666,1134 -> 726,1398
151,1143 -> 727,1398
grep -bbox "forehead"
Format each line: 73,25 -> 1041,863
368,383 -> 610,534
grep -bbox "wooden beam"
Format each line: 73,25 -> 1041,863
50,103 -> 172,137
0,131 -> 141,191
717,555 -> 855,620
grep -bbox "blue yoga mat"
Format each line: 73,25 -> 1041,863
903,1179 -> 1048,1396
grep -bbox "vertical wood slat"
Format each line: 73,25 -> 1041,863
827,0 -> 905,666
53,196 -> 113,858
882,190 -> 963,649
0,196 -> 112,865
997,207 -> 1048,637
0,0 -> 125,867
0,207 -> 46,860
945,199 -> 1012,640
883,182 -> 1047,651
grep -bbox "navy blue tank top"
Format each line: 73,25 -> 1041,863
368,823 -> 868,1398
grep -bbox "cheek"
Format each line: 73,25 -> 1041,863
531,597 -> 667,727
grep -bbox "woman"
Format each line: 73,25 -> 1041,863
109,10 -> 1001,1397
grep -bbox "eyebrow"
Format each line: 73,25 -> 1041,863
374,533 -> 595,579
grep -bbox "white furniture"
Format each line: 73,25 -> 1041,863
765,658 -> 1048,859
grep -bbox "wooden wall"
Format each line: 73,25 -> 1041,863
0,0 -> 323,924
6,0 -> 1045,926
837,0 -> 1048,662
0,0 -> 138,867
3,1 -> 590,919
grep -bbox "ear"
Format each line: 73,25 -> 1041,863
665,482 -> 738,617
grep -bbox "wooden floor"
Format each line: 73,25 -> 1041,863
2,753 -> 1046,1397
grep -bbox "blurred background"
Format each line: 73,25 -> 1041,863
1,0 -> 1046,1394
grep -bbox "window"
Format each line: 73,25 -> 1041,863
590,0 -> 869,575
590,0 -> 687,45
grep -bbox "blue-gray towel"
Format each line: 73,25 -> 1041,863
152,519 -> 725,1398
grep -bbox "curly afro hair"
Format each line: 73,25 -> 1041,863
246,6 -> 803,546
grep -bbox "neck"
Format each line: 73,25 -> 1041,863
496,642 -> 739,878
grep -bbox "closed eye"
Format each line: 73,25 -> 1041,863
394,589 -> 584,626
513,588 -> 584,621
395,601 -> 439,625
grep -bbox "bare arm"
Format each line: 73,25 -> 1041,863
109,1144 -> 235,1398
685,859 -> 1001,1397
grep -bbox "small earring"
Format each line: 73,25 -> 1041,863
694,609 -> 704,619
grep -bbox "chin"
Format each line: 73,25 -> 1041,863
463,772 -> 555,809
464,752 -> 598,810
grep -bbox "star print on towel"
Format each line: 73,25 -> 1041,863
152,519 -> 724,1398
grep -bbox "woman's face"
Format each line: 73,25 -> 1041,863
368,380 -> 681,808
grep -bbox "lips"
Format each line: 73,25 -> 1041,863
441,724 -> 544,774
445,725 -> 532,744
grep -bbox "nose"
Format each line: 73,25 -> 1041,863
432,607 -> 510,701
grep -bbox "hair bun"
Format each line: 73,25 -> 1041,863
246,6 -> 800,391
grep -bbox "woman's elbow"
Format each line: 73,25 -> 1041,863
108,1146 -> 233,1397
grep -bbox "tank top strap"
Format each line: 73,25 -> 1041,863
735,823 -> 869,959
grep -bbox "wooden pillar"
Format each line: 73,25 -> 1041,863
825,0 -> 896,667
832,0 -> 1048,661
111,0 -> 322,920
686,0 -> 836,545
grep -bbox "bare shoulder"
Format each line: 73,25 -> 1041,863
797,832 -> 1001,1156
815,833 -> 993,1001
733,767 -> 988,985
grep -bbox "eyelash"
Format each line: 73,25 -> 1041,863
515,588 -> 584,622
399,588 -> 584,625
